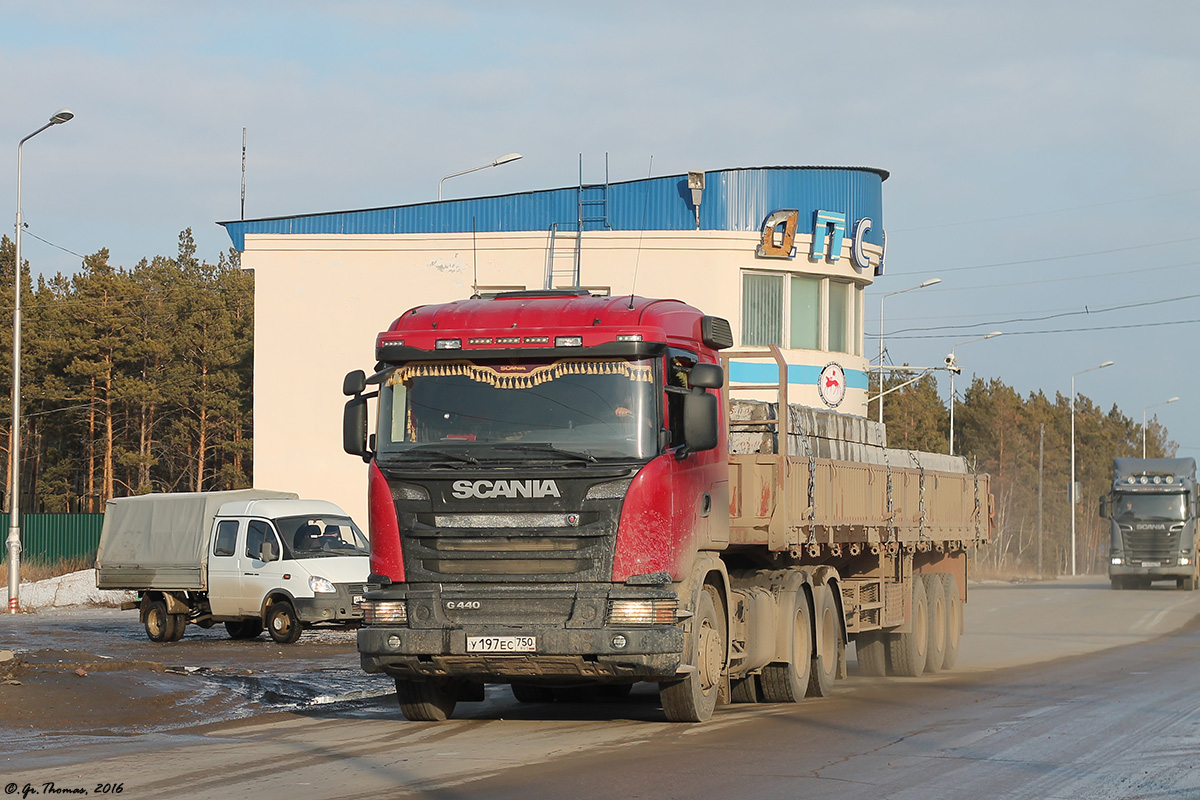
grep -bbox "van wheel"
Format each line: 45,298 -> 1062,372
807,582 -> 841,697
144,599 -> 173,642
225,619 -> 264,640
660,584 -> 725,722
759,589 -> 813,703
266,601 -> 303,644
396,678 -> 457,721
165,613 -> 187,642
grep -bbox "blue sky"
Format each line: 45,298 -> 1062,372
4,0 -> 1200,456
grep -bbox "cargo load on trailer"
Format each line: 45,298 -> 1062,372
342,291 -> 993,721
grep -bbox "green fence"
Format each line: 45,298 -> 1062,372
0,514 -> 105,564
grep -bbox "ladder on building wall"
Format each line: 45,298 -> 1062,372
543,155 -> 611,290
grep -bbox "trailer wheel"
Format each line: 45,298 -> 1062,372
888,576 -> 929,677
806,583 -> 841,697
510,683 -> 555,703
729,676 -> 759,703
225,619 -> 264,640
923,575 -> 947,675
396,678 -> 457,721
941,574 -> 962,670
760,590 -> 813,703
144,599 -> 173,642
855,631 -> 888,677
660,584 -> 724,722
266,601 -> 303,644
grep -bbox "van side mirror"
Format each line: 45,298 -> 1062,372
344,396 -> 369,459
261,539 -> 278,562
682,392 -> 719,453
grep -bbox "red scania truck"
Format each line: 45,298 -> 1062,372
343,290 -> 992,722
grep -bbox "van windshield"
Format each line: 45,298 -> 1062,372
375,357 -> 658,462
275,515 -> 370,559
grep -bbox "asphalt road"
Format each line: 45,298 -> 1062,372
4,575 -> 1200,799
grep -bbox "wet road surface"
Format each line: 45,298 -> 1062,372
3,576 -> 1199,798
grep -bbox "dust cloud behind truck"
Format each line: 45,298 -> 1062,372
1101,457 -> 1199,590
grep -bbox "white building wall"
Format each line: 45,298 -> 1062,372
245,229 -> 878,523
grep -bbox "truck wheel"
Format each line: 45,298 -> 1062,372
511,683 -> 555,703
941,574 -> 962,671
144,599 -> 173,642
855,630 -> 888,677
760,590 -> 813,703
888,576 -> 929,677
729,676 -> 759,703
1182,577 -> 1196,591
1111,577 -> 1125,590
225,619 -> 263,640
660,584 -> 725,722
807,583 -> 841,697
923,575 -> 947,675
266,601 -> 303,644
396,678 -> 457,721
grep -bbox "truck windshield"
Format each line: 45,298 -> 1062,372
275,515 -> 370,559
1113,493 -> 1189,521
376,357 -> 657,461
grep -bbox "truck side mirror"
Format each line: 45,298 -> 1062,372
689,363 -> 724,390
344,396 -> 369,458
343,369 -> 367,397
1099,496 -> 1108,519
682,392 -> 719,453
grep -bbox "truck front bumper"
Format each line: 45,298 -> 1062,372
357,584 -> 685,681
1109,563 -> 1193,579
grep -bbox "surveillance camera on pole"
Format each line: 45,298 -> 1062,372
944,353 -> 961,375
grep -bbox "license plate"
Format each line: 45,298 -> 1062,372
466,635 -> 536,653
1141,561 -> 1161,567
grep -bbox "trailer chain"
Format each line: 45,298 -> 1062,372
968,457 -> 983,543
874,418 -> 897,542
909,451 -> 929,542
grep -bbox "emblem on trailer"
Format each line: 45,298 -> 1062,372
818,362 -> 846,408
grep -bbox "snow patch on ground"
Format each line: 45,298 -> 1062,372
16,569 -> 135,610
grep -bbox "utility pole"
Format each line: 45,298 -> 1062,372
1038,423 -> 1044,578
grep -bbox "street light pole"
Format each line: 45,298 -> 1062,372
438,152 -> 523,200
948,331 -> 1002,455
877,278 -> 941,424
1142,397 -> 1180,459
8,108 -> 73,614
1070,359 -> 1114,577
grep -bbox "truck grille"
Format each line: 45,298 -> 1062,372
402,520 -> 616,583
1121,528 -> 1181,563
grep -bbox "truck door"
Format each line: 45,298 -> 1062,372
206,519 -> 243,617
238,519 -> 288,615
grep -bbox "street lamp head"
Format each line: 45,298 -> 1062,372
984,331 -> 1002,339
492,152 -> 522,166
1099,361 -> 1114,369
919,278 -> 941,288
50,109 -> 74,125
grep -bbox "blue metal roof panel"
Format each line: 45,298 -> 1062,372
219,166 -> 885,250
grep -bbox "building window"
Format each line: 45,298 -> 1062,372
828,280 -> 849,354
742,273 -> 784,346
789,275 -> 820,350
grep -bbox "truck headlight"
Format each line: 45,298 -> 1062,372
607,598 -> 677,625
1111,557 -> 1124,566
1181,557 -> 1193,566
309,575 -> 337,593
363,600 -> 408,625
